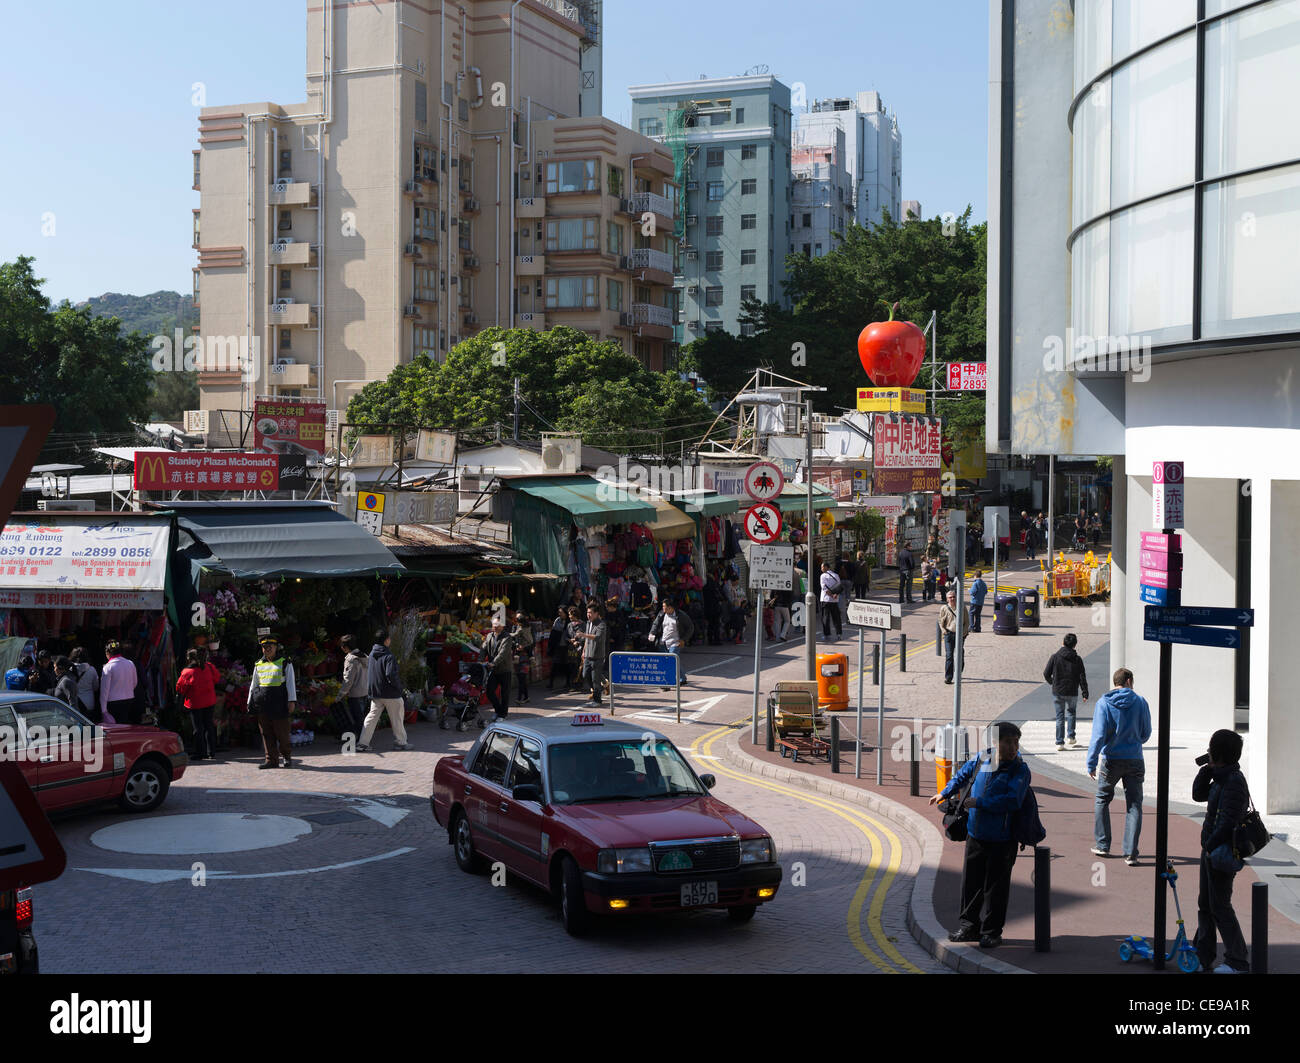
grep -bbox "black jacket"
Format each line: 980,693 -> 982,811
1193,762 -> 1250,853
367,644 -> 403,699
897,547 -> 915,574
650,610 -> 694,646
1043,647 -> 1089,698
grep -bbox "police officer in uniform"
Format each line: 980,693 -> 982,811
247,635 -> 297,768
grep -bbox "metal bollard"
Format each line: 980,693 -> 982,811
765,697 -> 775,753
1034,846 -> 1051,952
909,734 -> 920,797
899,633 -> 907,672
935,622 -> 942,656
1252,881 -> 1268,974
830,715 -> 840,774
872,643 -> 879,686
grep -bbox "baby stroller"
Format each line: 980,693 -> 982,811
439,660 -> 488,732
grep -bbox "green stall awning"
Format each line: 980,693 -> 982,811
673,492 -> 742,518
776,484 -> 837,511
511,480 -> 656,528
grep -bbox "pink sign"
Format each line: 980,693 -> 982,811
1140,531 -> 1181,552
946,362 -> 988,391
1140,568 -> 1182,590
1138,549 -> 1183,571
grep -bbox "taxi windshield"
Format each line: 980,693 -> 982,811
547,739 -> 704,805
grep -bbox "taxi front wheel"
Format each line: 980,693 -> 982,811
559,857 -> 590,937
452,810 -> 484,874
727,904 -> 758,924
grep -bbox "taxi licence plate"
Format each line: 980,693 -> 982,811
680,881 -> 718,907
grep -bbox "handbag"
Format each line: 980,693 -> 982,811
939,772 -> 976,842
1210,843 -> 1244,874
1234,794 -> 1271,859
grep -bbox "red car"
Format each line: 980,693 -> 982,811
431,714 -> 781,935
0,693 -> 188,815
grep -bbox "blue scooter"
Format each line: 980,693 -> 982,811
1118,861 -> 1201,972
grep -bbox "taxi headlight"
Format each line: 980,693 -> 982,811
596,848 -> 652,874
740,837 -> 774,864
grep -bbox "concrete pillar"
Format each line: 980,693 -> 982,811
1109,454 -> 1126,686
1251,478 -> 1300,814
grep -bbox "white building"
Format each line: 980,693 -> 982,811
987,0 -> 1300,814
791,127 -> 854,259
797,91 -> 902,228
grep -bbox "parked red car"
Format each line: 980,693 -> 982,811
431,714 -> 781,935
0,693 -> 187,815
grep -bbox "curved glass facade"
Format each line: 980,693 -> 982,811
1070,0 -> 1300,345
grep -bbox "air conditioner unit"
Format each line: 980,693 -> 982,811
686,181 -> 699,191
518,313 -> 535,323
687,285 -> 698,295
404,243 -> 421,255
275,297 -> 294,305
686,214 -> 698,226
183,409 -> 209,434
540,432 -> 581,474
618,256 -> 629,270
279,237 -> 294,244
463,313 -> 478,326
404,304 -> 419,317
685,250 -> 698,260
37,499 -> 94,512
274,356 -> 296,366
687,321 -> 701,330
619,312 -> 634,327
404,180 -> 420,194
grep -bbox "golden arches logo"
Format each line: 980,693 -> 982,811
136,455 -> 168,488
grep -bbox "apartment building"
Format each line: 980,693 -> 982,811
192,0 -> 602,437
797,91 -> 902,228
515,118 -> 678,369
790,127 -> 854,259
629,75 -> 793,340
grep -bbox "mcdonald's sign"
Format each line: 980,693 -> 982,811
133,451 -> 295,492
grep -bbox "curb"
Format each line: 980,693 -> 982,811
718,726 -> 1028,975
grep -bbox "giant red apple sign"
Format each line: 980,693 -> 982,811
857,302 -> 927,386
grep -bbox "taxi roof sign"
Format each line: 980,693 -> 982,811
571,712 -> 603,726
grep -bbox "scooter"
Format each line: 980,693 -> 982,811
1118,861 -> 1202,972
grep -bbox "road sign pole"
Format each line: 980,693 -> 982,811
855,625 -> 864,779
751,592 -> 763,743
953,575 -> 964,730
1154,542 -> 1173,971
676,658 -> 682,725
878,629 -> 886,785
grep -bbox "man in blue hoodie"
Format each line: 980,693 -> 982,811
1086,667 -> 1152,865
929,721 -> 1032,949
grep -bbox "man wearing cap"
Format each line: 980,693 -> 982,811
247,636 -> 297,768
482,616 -> 516,722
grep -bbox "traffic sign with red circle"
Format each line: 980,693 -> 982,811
744,503 -> 783,544
743,461 -> 785,502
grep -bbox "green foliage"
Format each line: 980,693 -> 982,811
347,326 -> 721,453
846,509 -> 887,544
0,257 -> 154,434
79,290 -> 197,337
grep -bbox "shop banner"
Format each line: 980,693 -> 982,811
350,434 -> 417,467
0,589 -> 164,610
883,517 -> 897,566
946,362 -> 987,391
859,495 -> 904,518
811,467 -> 854,502
385,490 -> 458,527
254,400 -> 327,455
699,463 -> 747,497
133,452 -> 305,493
873,415 -> 942,469
0,518 -> 169,594
857,387 -> 927,413
873,468 -> 941,493
415,430 -> 457,464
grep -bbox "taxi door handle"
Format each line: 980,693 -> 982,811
498,801 -> 509,813
40,755 -> 56,763
463,784 -> 473,796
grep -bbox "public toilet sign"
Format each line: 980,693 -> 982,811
743,461 -> 784,502
748,543 -> 794,591
847,599 -> 902,631
1144,623 -> 1240,649
1152,461 -> 1185,529
1144,607 -> 1254,628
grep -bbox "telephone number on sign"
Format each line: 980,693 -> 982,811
0,546 -> 62,557
72,547 -> 152,559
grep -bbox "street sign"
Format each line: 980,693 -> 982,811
609,652 -> 677,687
0,762 -> 67,891
359,491 -> 385,513
1139,585 -> 1181,607
1144,607 -> 1254,628
1140,531 -> 1181,552
743,503 -> 782,544
356,509 -> 383,537
1152,461 -> 1185,529
1139,568 -> 1181,590
1144,624 -> 1240,649
748,543 -> 794,591
743,461 -> 784,502
946,362 -> 988,391
1139,549 -> 1182,571
846,599 -> 902,630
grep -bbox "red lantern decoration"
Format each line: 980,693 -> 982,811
857,301 -> 927,387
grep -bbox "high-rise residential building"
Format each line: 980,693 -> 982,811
900,199 -> 922,221
797,91 -> 902,228
629,75 -> 793,340
791,127 -> 854,260
988,0 -> 1300,814
192,0 -> 606,435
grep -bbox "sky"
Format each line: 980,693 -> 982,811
0,0 -> 988,305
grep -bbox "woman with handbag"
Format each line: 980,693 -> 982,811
1191,729 -> 1258,973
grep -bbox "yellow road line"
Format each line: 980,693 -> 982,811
694,718 -> 924,974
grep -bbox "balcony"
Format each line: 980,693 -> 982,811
516,196 -> 545,219
269,240 -> 316,266
269,179 -> 317,207
268,301 -> 314,326
515,312 -> 545,330
627,247 -> 675,285
632,303 -> 674,339
624,192 -> 675,238
463,196 -> 481,214
463,312 -> 480,329
404,179 -> 435,203
413,289 -> 438,305
463,254 -> 481,272
268,361 -> 317,388
516,253 -> 544,276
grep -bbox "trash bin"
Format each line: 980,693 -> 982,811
1017,587 -> 1041,628
935,723 -> 971,792
817,653 -> 850,711
993,592 -> 1019,635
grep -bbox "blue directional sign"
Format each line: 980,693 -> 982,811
1144,624 -> 1240,649
609,652 -> 677,687
1144,607 -> 1254,628
1139,584 -> 1181,607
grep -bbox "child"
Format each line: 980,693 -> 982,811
921,557 -> 936,602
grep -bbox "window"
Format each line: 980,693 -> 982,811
509,739 -> 543,791
706,181 -> 724,201
473,732 -> 516,786
705,286 -> 724,306
607,278 -> 623,311
278,211 -> 292,233
741,284 -> 756,301
741,214 -> 756,230
545,276 -> 598,309
735,107 -> 745,124
705,322 -> 724,333
742,143 -> 756,160
741,249 -> 756,265
606,221 -> 624,255
459,97 -> 469,122
414,145 -> 437,182
741,178 -> 757,195
607,165 -> 624,197
803,243 -> 812,256
740,322 -> 756,337
415,80 -> 428,125
634,340 -> 651,364
415,206 -> 438,239
634,284 -> 651,304
802,213 -> 812,227
279,269 -> 291,291
278,149 -> 292,177
545,217 -> 598,251
815,243 -> 823,255
707,148 -> 724,168
414,326 -> 437,357
415,267 -> 438,301
710,110 -> 729,125
279,328 -> 291,350
706,251 -> 724,271
545,159 -> 598,194
639,117 -> 664,137
706,216 -> 724,236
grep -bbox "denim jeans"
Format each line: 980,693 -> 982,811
668,642 -> 686,682
1053,695 -> 1078,745
969,602 -> 983,632
1095,757 -> 1144,855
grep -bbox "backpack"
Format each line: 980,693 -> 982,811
1012,786 -> 1047,849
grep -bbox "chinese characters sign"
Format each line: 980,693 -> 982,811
133,452 -> 305,493
253,400 -> 327,455
946,362 -> 987,391
857,387 -> 927,413
872,415 -> 943,469
0,518 -> 169,608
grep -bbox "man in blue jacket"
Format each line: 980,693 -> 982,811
1086,667 -> 1152,865
968,570 -> 989,633
929,722 -> 1031,949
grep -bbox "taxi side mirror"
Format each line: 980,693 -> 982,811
699,774 -> 716,791
512,783 -> 543,803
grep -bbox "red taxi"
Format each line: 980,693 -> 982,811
431,714 -> 781,935
0,693 -> 188,815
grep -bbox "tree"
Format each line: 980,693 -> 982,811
0,256 -> 153,435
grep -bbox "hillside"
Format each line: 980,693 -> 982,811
78,289 -> 197,336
